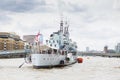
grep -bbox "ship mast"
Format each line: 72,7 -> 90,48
64,20 -> 69,38
60,17 -> 64,33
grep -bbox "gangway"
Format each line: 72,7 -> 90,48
0,49 -> 31,58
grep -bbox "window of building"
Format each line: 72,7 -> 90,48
4,48 -> 6,50
4,45 -> 6,47
55,44 -> 56,47
75,46 -> 77,48
57,40 -> 59,43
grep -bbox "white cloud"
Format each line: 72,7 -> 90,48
0,0 -> 120,51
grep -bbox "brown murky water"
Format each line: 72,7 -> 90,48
0,56 -> 120,80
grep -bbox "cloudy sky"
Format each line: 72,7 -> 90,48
0,0 -> 120,51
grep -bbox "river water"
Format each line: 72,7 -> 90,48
0,56 -> 120,80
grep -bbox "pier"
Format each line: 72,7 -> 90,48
0,49 -> 31,58
78,52 -> 120,57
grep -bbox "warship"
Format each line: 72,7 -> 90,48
30,19 -> 78,68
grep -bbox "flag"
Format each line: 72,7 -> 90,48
35,32 -> 43,44
35,32 -> 40,42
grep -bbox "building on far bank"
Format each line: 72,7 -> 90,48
115,43 -> 120,53
104,46 -> 108,53
0,32 -> 24,51
23,35 -> 36,49
86,47 -> 89,52
103,45 -> 116,53
23,35 -> 35,44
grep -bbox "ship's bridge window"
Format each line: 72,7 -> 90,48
57,40 -> 58,43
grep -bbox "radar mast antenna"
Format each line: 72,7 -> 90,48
58,0 -> 64,33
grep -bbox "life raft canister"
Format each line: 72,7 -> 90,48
66,57 -> 70,61
77,57 -> 83,63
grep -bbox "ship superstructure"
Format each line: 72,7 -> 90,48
46,20 -> 77,52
